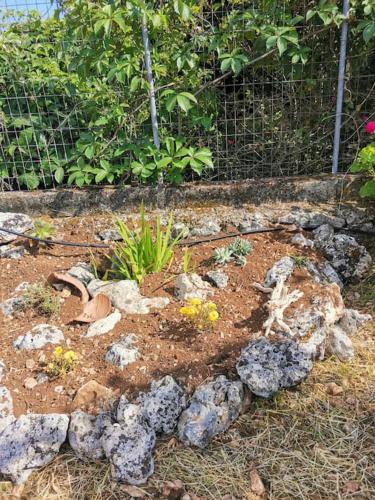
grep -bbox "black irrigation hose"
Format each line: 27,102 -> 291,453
0,223 -> 373,251
0,225 -> 289,249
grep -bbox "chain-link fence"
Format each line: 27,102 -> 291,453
0,1 -> 374,190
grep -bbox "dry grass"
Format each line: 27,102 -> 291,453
22,282 -> 61,318
8,327 -> 372,500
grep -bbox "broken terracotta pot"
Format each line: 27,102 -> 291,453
74,293 -> 112,323
48,272 -> 89,304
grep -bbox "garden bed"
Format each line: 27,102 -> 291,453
0,202 -> 374,494
1,214 -> 323,416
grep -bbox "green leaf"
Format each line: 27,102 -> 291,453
165,94 -> 177,112
179,92 -> 197,104
266,36 -> 277,50
54,167 -> 64,184
220,58 -> 232,72
113,14 -> 127,33
84,144 -> 95,159
306,10 -> 315,21
176,94 -> 193,112
363,23 -> 375,44
19,172 -> 40,190
360,179 -> 375,198
277,37 -> 288,56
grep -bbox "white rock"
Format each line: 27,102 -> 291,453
0,386 -> 15,433
105,335 -> 139,369
87,280 -> 169,314
101,404 -> 156,485
0,361 -> 6,382
263,257 -> 295,288
290,233 -> 314,248
68,410 -> 109,461
85,310 -> 121,338
0,413 -> 69,484
174,273 -> 213,301
13,324 -> 64,350
67,263 -> 95,285
0,213 -> 33,243
327,326 -> 354,361
0,244 -> 25,259
137,376 -> 187,434
338,309 -> 372,336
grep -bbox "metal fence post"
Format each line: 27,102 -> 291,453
332,0 -> 350,175
141,15 -> 160,152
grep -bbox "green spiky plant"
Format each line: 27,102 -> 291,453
107,204 -> 184,284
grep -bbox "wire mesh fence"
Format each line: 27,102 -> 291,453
0,1 -> 374,191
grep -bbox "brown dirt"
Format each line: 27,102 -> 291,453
1,217 -> 325,417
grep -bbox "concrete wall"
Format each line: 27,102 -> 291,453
0,175 -> 368,216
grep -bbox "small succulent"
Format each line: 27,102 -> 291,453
228,237 -> 252,257
213,247 -> 233,265
235,254 -> 247,266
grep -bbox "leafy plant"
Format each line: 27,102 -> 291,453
31,219 -> 57,240
214,238 -> 252,266
350,142 -> 375,197
23,282 -> 61,318
107,204 -> 184,283
180,297 -> 219,331
45,346 -> 78,378
213,246 -> 233,265
291,255 -> 310,267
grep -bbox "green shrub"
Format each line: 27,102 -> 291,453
107,204 -> 183,283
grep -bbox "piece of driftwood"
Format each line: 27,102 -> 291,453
253,277 -> 303,336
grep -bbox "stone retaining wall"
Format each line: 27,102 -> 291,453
0,175 -> 368,216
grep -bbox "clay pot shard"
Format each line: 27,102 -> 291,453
74,293 -> 112,323
48,272 -> 89,304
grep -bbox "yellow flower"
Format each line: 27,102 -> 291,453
206,302 -> 217,310
53,346 -> 63,358
189,298 -> 202,306
64,350 -> 77,363
208,310 -> 219,322
180,306 -> 196,317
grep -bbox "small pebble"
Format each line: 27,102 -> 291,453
24,377 -> 38,390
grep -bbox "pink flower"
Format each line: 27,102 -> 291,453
365,121 -> 375,134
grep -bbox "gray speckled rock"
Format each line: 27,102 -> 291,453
105,335 -> 139,369
13,324 -> 64,350
0,413 -> 69,484
178,375 -> 245,448
206,270 -> 229,289
67,262 -> 96,285
190,220 -> 220,237
0,386 -> 15,433
102,403 -> 156,485
87,279 -> 169,314
238,212 -> 268,233
138,376 -> 187,434
0,212 -> 33,244
287,310 -> 326,360
85,310 -> 121,338
290,233 -> 314,248
280,210 -> 345,229
338,309 -> 372,336
305,261 -> 344,289
236,338 -> 312,398
0,297 -> 25,317
0,361 -> 6,382
98,229 -> 122,241
68,410 -> 110,461
313,225 -> 372,281
263,256 -> 295,288
174,273 -> 213,301
326,326 -> 354,361
0,244 -> 25,259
